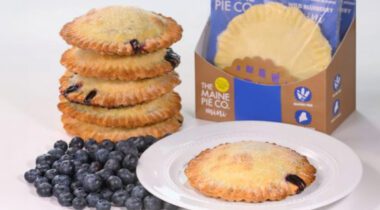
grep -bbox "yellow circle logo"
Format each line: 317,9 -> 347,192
215,77 -> 230,93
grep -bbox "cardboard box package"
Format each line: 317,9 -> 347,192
195,20 -> 356,134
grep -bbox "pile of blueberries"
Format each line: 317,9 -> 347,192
24,136 -> 178,210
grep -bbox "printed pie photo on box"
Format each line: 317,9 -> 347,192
195,0 -> 356,133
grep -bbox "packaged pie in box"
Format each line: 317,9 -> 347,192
195,0 -> 356,133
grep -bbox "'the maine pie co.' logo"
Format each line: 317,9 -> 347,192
201,80 -> 231,118
215,0 -> 256,12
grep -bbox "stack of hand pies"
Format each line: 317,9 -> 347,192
58,6 -> 183,142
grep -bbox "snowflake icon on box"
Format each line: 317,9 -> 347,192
294,87 -> 312,102
333,74 -> 342,92
295,110 -> 312,125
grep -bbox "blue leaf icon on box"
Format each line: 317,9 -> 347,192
294,87 -> 312,102
295,110 -> 312,125
333,74 -> 342,92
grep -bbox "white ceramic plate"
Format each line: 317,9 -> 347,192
137,121 -> 362,210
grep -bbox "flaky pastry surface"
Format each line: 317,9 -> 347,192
185,141 -> 316,202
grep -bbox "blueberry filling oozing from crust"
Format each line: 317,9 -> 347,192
84,90 -> 97,105
165,48 -> 181,68
129,39 -> 142,54
285,174 -> 306,194
64,84 -> 81,96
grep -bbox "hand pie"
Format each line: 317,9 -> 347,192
185,141 -> 316,202
61,114 -> 183,142
58,92 -> 181,128
61,48 -> 180,81
60,6 -> 182,56
59,71 -> 180,108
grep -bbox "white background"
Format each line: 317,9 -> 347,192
0,0 -> 379,209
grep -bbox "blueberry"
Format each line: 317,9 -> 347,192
117,168 -> 136,184
35,162 -> 51,173
125,184 -> 135,194
96,169 -> 114,181
95,148 -> 110,164
58,192 -> 74,207
86,192 -> 101,207
35,155 -> 46,164
45,169 -> 58,180
34,176 -> 49,188
131,136 -> 148,152
58,160 -> 75,175
108,151 -> 124,162
79,163 -> 90,171
66,148 -> 79,156
84,139 -> 98,150
143,136 -> 156,147
52,160 -> 61,170
60,154 -> 74,161
100,188 -> 113,201
72,196 -> 87,210
85,139 -> 99,152
70,137 -> 85,149
71,181 -> 82,190
163,202 -> 179,210
111,189 -> 128,206
122,154 -> 138,171
104,159 -> 120,171
52,175 -> 71,186
74,187 -> 88,198
125,197 -> 143,210
143,195 -> 163,210
115,140 -> 130,151
36,182 -> 53,197
36,154 -> 54,165
101,140 -> 114,151
74,150 -> 90,163
85,85 -> 98,96
131,185 -> 149,199
88,152 -> 97,162
140,135 -> 157,148
72,160 -> 83,171
89,161 -> 102,173
48,148 -> 65,160
83,174 -> 103,193
53,184 -> 70,197
116,141 -> 139,156
24,169 -> 41,183
106,175 -> 123,191
54,140 -> 68,152
96,199 -> 111,210
82,91 -> 96,102
75,168 -> 90,183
